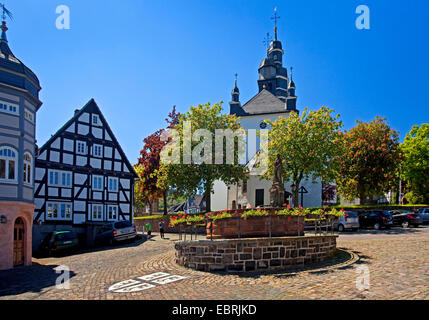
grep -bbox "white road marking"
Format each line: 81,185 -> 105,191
113,282 -> 155,293
138,272 -> 170,281
151,275 -> 188,285
108,272 -> 188,293
108,279 -> 140,292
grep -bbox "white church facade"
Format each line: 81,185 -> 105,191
211,23 -> 323,211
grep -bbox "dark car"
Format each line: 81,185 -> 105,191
95,220 -> 137,245
358,211 -> 393,230
417,208 -> 429,224
39,231 -> 79,256
390,210 -> 423,228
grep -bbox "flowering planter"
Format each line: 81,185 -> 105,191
206,215 -> 304,239
305,214 -> 340,220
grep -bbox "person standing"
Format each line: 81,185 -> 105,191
145,222 -> 152,239
159,221 -> 165,239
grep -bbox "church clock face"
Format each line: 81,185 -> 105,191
260,121 -> 267,129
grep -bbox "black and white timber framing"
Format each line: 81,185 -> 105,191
33,99 -> 138,226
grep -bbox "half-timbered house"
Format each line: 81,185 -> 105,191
33,99 -> 138,248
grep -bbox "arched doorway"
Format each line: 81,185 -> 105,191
13,218 -> 25,266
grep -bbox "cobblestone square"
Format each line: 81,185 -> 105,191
1,227 -> 429,300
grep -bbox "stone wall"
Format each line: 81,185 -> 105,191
175,235 -> 337,273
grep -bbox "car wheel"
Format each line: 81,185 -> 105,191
374,223 -> 380,230
338,224 -> 345,232
401,221 -> 409,228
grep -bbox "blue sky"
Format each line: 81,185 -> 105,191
6,0 -> 429,162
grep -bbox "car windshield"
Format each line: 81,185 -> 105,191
346,212 -> 358,218
56,232 -> 76,241
382,211 -> 392,218
114,221 -> 132,229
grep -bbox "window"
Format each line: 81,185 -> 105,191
48,170 -> 71,187
92,204 -> 103,221
0,101 -> 19,116
23,152 -> 32,184
93,144 -> 103,157
92,175 -> 103,191
0,146 -> 17,182
24,109 -> 34,123
107,205 -> 118,221
61,172 -> 72,187
92,114 -> 101,126
46,202 -> 72,221
76,141 -> 87,155
108,177 -> 118,192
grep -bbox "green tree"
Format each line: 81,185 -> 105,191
401,124 -> 429,204
157,102 -> 248,211
337,117 -> 402,204
264,107 -> 343,207
133,164 -> 148,210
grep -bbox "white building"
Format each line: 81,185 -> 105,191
211,25 -> 322,210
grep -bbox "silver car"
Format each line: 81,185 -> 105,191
334,211 -> 360,232
418,208 -> 429,223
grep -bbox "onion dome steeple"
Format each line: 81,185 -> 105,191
286,67 -> 297,111
0,6 -> 41,108
229,73 -> 243,115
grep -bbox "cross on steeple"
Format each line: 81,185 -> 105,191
234,73 -> 238,86
0,3 -> 12,23
263,32 -> 272,53
271,7 -> 281,40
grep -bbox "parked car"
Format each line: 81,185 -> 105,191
95,220 -> 137,245
358,211 -> 393,230
39,230 -> 79,256
333,211 -> 360,232
417,208 -> 429,224
390,210 -> 423,228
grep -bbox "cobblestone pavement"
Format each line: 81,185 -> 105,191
1,226 -> 429,300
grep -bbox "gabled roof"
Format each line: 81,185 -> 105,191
240,89 -> 289,116
38,98 -> 138,179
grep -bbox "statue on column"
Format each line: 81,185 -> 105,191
270,154 -> 286,207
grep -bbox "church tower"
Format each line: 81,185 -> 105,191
256,8 -> 295,107
229,8 -> 298,116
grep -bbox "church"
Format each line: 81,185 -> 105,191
211,14 -> 323,211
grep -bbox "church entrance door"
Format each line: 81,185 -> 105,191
255,189 -> 264,207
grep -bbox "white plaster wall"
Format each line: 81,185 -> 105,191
211,180 -> 228,211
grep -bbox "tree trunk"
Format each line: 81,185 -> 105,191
148,199 -> 153,214
359,189 -> 366,205
163,191 -> 168,215
205,180 -> 212,212
293,182 -> 300,207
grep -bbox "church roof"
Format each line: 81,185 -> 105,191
240,89 -> 288,116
